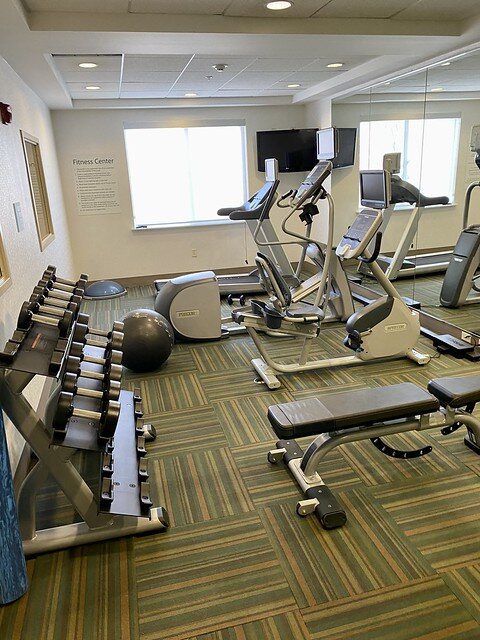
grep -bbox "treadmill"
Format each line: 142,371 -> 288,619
359,153 -> 450,280
154,159 -> 301,296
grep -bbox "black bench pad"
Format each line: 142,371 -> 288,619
268,383 -> 439,439
427,376 -> 480,408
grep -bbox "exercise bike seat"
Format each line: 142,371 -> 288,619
268,383 -> 439,439
427,376 -> 480,408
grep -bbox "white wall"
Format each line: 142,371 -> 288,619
52,104 -> 313,280
331,97 -> 480,252
0,56 -> 74,469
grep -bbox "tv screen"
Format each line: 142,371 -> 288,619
256,128 -> 318,173
360,170 -> 391,209
333,128 -> 357,169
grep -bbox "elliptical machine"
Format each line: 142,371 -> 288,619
440,125 -> 480,308
232,167 -> 429,389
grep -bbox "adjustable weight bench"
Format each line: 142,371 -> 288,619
267,377 -> 480,529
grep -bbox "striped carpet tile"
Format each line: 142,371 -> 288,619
340,431 -> 464,487
372,471 -> 480,570
190,342 -> 251,373
213,391 -> 294,446
199,368 -> 279,402
428,429 -> 480,475
231,441 -> 363,509
191,610 -> 311,640
147,447 -> 254,526
0,539 -> 138,640
443,564 -> 480,624
260,494 -> 433,608
143,405 -> 227,458
134,514 -> 297,640
123,372 -> 208,414
302,576 -> 480,640
123,348 -> 198,379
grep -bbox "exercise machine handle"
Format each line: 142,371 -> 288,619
358,232 -> 383,264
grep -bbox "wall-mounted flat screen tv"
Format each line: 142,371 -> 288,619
256,128 -> 318,173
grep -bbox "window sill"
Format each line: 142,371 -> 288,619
0,275 -> 12,297
131,219 -> 245,231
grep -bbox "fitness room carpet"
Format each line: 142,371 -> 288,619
1,276 -> 480,640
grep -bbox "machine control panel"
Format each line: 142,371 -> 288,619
336,209 -> 383,260
295,161 -> 332,206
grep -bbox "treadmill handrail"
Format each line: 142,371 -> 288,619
217,181 -> 275,220
390,175 -> 449,208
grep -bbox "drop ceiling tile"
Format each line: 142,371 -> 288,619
24,0 -> 129,12
216,89 -> 261,96
300,56 -> 372,71
120,90 -> 169,98
393,0 -> 480,20
167,90 -> 216,98
225,0 -> 331,18
184,55 -> 256,74
222,72 -> 289,89
314,0 -> 415,19
59,71 -> 121,83
123,55 -> 192,76
52,55 -> 122,73
122,71 -> 183,83
120,82 -> 174,91
67,82 -> 120,93
245,58 -> 317,73
281,71 -> 345,83
177,71 -> 237,85
129,0 -> 230,14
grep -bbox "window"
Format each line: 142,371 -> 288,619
0,226 -> 11,296
21,131 -> 54,250
359,117 -> 460,203
124,124 -> 247,227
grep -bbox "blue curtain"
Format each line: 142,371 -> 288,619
0,408 -> 28,604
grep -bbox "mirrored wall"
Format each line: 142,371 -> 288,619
332,47 -> 480,325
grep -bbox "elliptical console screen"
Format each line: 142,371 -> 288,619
295,161 -> 332,205
360,170 -> 390,209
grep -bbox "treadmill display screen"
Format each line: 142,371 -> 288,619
360,170 -> 390,209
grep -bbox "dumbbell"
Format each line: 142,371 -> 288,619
53,391 -> 120,438
42,267 -> 88,291
62,372 -> 121,402
69,341 -> 122,366
32,283 -> 82,305
38,277 -> 85,298
30,290 -> 82,312
72,320 -> 124,351
17,301 -> 73,337
27,296 -> 78,318
64,355 -> 123,382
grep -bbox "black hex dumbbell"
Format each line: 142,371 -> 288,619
27,297 -> 78,319
64,355 -> 123,382
32,283 -> 82,305
29,291 -> 81,314
17,301 -> 73,337
42,267 -> 88,292
53,390 -> 120,438
38,277 -> 85,298
62,372 -> 121,402
72,320 -> 124,351
69,341 -> 122,366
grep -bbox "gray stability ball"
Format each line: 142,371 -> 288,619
121,309 -> 174,372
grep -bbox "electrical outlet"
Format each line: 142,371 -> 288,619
191,249 -> 197,257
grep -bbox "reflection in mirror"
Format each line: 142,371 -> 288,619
332,70 -> 428,306
420,49 -> 480,328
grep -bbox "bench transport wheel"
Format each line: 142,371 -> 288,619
267,448 -> 285,464
150,506 -> 170,528
142,423 -> 157,442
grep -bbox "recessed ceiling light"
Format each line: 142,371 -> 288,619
79,62 -> 98,69
185,92 -> 198,97
430,87 -> 444,92
384,81 -> 391,85
326,62 -> 344,68
440,62 -> 451,66
265,1 -> 293,10
287,83 -> 301,88
85,85 -> 100,90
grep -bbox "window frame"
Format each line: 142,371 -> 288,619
123,120 -> 249,229
0,224 -> 12,296
20,130 -> 55,251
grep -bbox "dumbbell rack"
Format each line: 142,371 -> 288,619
0,267 -> 168,555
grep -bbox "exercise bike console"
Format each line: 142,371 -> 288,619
336,210 -> 383,260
